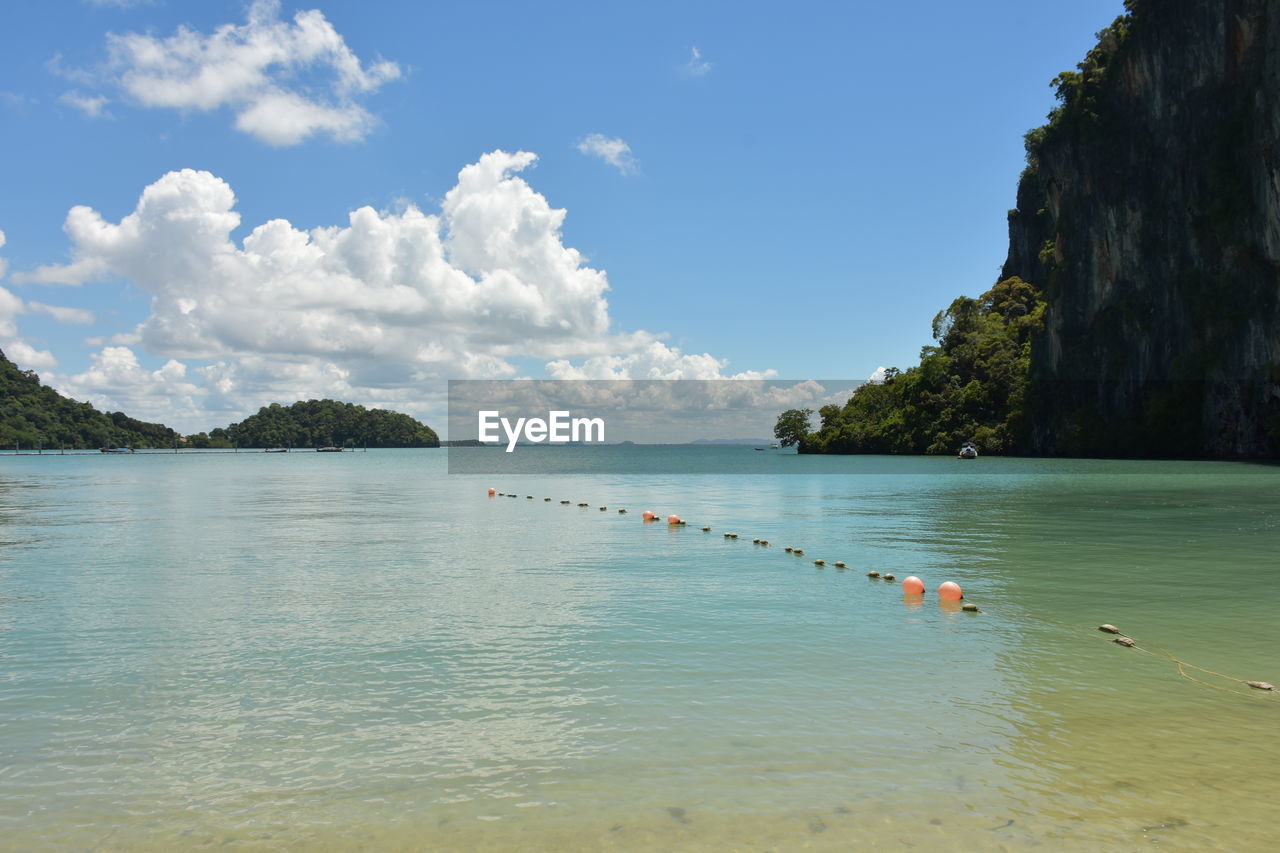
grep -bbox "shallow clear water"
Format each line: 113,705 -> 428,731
1,449 -> 1277,851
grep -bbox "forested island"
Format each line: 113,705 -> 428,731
190,400 -> 439,449
0,349 -> 438,450
781,0 -> 1280,458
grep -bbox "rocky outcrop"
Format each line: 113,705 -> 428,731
1002,0 -> 1280,456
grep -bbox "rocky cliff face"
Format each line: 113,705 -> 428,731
1002,0 -> 1280,457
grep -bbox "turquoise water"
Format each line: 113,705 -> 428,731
1,449 -> 1278,850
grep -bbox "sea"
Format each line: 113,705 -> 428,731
1,447 -> 1277,851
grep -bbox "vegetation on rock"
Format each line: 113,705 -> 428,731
1022,2 -> 1136,179
1006,0 -> 1280,456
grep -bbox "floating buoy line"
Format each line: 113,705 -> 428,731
486,489 -> 1277,703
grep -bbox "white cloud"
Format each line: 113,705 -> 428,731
4,340 -> 59,371
83,333 -> 143,347
20,150 -> 763,431
576,133 -> 638,175
27,302 -> 96,324
233,90 -> 370,145
0,229 -> 7,279
686,45 -> 711,76
546,340 -> 770,380
868,365 -> 888,384
59,91 -> 111,117
81,0 -> 401,145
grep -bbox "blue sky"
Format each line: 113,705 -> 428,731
0,0 -> 1126,432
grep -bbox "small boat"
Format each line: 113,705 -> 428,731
753,447 -> 765,451
100,446 -> 134,454
316,446 -> 343,452
958,441 -> 978,459
770,443 -> 779,449
265,448 -> 289,453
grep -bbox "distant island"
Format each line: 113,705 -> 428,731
189,400 -> 438,449
780,0 -> 1280,459
0,349 -> 438,450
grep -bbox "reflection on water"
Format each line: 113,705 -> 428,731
0,451 -> 1276,850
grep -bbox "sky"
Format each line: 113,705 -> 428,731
0,0 -> 1127,435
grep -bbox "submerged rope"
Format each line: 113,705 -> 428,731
998,608 -> 1275,702
1134,640 -> 1275,699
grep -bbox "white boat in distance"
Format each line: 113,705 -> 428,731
957,441 -> 978,459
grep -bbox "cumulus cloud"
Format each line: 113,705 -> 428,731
60,91 -> 111,117
576,133 -> 638,175
0,229 -> 7,280
22,153 -> 613,368
19,150 -> 763,431
685,46 -> 711,76
867,365 -> 889,384
80,0 -> 400,145
51,346 -> 203,423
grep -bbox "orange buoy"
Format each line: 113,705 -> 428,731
938,581 -> 963,601
642,510 -> 656,521
487,488 -> 495,496
901,576 -> 925,594
667,514 -> 681,524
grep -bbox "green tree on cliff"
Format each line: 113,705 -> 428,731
779,277 -> 1045,455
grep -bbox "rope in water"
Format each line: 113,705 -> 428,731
1016,609 -> 1276,700
490,490 -> 1277,702
1137,641 -> 1276,699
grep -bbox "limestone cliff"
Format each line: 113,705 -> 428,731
1003,0 -> 1280,456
